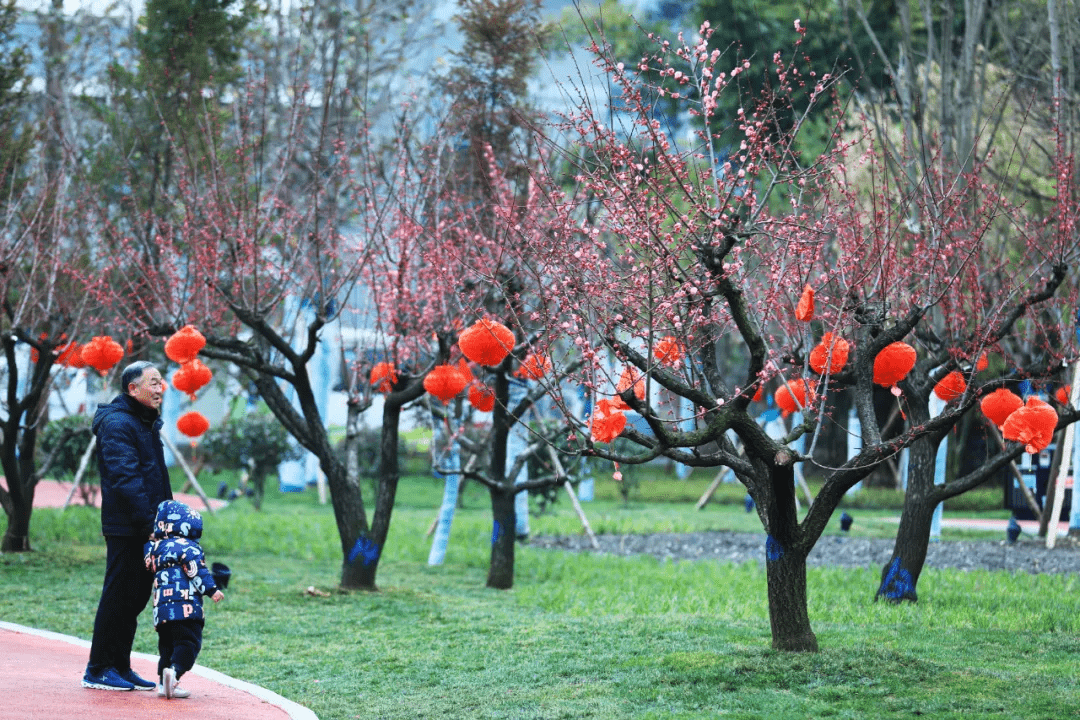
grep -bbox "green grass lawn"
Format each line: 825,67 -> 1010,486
3,472 -> 1075,719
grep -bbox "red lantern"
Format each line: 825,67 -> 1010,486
172,359 -> 213,401
81,335 -> 125,376
468,383 -> 495,412
456,358 -> 475,385
980,388 -> 1023,428
176,411 -> 210,438
654,336 -> 682,366
59,342 -> 85,368
458,319 -> 515,367
591,398 -> 626,443
809,332 -> 849,375
933,371 -> 967,402
775,378 -> 815,417
1002,397 -> 1058,454
873,341 -> 916,393
165,325 -> 206,364
424,364 -> 468,402
516,353 -> 551,380
613,366 -> 645,410
795,284 -> 814,322
975,353 -> 989,372
1055,385 -> 1072,406
370,362 -> 397,393
752,385 -> 764,403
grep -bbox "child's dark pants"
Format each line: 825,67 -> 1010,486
156,618 -> 204,680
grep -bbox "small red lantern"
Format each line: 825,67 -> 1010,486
370,362 -> 397,393
873,341 -> 916,393
165,325 -> 206,364
591,398 -> 626,443
468,383 -> 495,412
516,353 -> 551,380
654,336 -> 682,366
795,284 -> 815,322
81,335 -> 125,376
975,353 -> 989,372
1055,385 -> 1072,406
752,385 -> 764,403
809,332 -> 849,375
176,411 -> 210,438
933,371 -> 967,402
424,364 -> 468,402
172,359 -> 213,401
1002,397 -> 1058,454
458,319 -> 515,367
614,366 -> 645,409
980,388 -> 1023,427
775,378 -> 815,417
59,342 -> 85,368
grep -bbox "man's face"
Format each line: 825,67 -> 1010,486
129,367 -> 165,411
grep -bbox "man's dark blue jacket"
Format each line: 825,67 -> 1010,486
93,393 -> 173,537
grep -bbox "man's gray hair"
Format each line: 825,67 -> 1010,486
121,361 -> 158,394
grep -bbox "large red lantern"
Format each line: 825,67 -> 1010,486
370,362 -> 397,393
172,359 -> 213,401
58,341 -> 85,368
613,366 -> 646,410
468,383 -> 495,412
176,411 -> 210,438
1002,397 -> 1058,454
775,378 -> 815,417
795,284 -> 815,322
980,388 -> 1023,427
81,335 -> 125,376
809,332 -> 849,375
458,319 -> 515,367
873,341 -> 916,393
165,325 -> 206,364
933,371 -> 967,402
591,398 -> 626,443
424,364 -> 468,402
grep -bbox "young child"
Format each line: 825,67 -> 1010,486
143,500 -> 224,699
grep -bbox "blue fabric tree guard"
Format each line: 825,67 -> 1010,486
577,386 -> 593,501
846,405 -> 863,495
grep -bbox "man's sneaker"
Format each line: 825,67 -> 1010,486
117,668 -> 156,691
82,667 -> 135,691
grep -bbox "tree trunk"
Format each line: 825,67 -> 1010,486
486,484 -> 516,589
1,500 -> 32,552
760,460 -> 818,651
877,401 -> 937,603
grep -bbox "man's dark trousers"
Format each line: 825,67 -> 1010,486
87,535 -> 152,674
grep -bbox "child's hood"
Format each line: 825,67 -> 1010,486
152,500 -> 203,540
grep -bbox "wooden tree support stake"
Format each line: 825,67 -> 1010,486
547,446 -> 599,549
62,436 -> 97,510
1046,364 -> 1080,549
161,432 -> 215,514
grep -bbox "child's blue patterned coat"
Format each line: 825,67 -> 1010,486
143,500 -> 219,626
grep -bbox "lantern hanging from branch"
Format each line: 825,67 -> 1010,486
424,364 -> 468,403
370,362 -> 397,394
456,358 -> 475,385
591,398 -> 626,443
775,378 -> 815,418
165,325 -> 206,364
58,341 -> 85,368
1002,397 -> 1058,454
975,353 -> 989,372
515,353 -> 551,380
980,388 -> 1023,427
654,336 -> 682,366
172,359 -> 213,401
933,371 -> 967,402
613,366 -> 646,410
752,385 -> 764,403
873,341 -> 917,394
809,333 -> 849,375
468,383 -> 495,412
795,284 -> 815,322
1055,385 -> 1072,406
458,319 -> 515,367
176,411 -> 210,439
81,335 -> 125,376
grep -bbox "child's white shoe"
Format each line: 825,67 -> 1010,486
158,667 -> 190,699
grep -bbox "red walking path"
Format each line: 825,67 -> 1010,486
0,621 -> 317,720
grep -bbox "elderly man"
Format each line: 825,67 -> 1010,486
82,361 -> 173,691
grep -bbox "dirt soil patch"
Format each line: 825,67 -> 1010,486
529,530 -> 1080,574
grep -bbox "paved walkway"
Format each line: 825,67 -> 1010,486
0,621 -> 317,720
